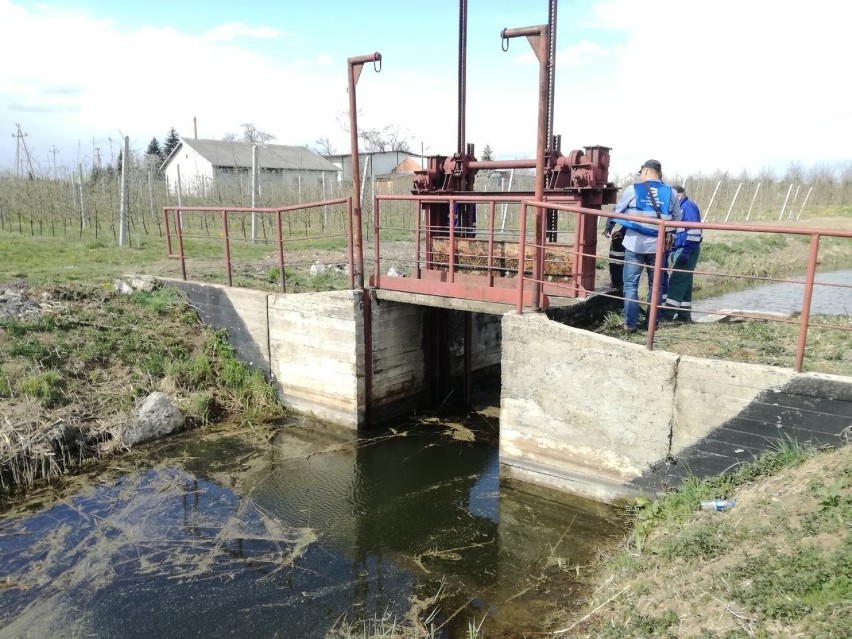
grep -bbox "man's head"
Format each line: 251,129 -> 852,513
673,184 -> 686,200
638,159 -> 662,181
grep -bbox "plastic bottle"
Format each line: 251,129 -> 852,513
699,499 -> 736,512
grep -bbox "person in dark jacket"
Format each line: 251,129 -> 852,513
602,219 -> 625,293
611,159 -> 681,332
662,185 -> 702,322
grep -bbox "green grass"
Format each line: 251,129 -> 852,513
572,442 -> 851,639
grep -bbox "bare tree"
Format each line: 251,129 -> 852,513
313,137 -> 336,155
336,111 -> 411,152
222,123 -> 277,144
358,125 -> 412,152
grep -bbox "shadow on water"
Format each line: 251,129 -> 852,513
0,413 -> 626,638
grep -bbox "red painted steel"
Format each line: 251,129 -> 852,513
347,52 -> 382,289
275,210 -> 285,293
516,199 -> 852,372
162,198 -> 351,289
222,210 -> 232,288
795,235 -> 821,371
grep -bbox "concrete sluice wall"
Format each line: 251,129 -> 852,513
500,312 -> 852,503
164,280 -> 852,504
166,281 -> 501,429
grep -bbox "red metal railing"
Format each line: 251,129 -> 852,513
515,199 -> 852,372
163,197 -> 354,292
371,193 -> 589,307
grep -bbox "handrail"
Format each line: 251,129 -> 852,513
163,197 -> 354,292
517,198 -> 852,372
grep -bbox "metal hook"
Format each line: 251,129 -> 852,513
374,57 -> 382,72
501,35 -> 509,52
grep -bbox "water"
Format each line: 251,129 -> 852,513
0,416 -> 625,638
694,268 -> 852,319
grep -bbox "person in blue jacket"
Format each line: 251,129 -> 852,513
662,185 -> 702,322
611,159 -> 681,332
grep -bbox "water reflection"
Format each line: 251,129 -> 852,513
0,418 -> 625,638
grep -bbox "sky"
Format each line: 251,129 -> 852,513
1,0 -> 850,181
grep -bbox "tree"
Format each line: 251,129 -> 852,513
233,123 -> 276,145
162,127 -> 181,158
358,125 -> 411,152
145,137 -> 163,160
481,144 -> 494,161
313,137 -> 336,156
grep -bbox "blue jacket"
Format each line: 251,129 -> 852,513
674,196 -> 702,249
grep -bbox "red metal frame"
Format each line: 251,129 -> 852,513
163,197 -> 353,293
517,198 -> 852,372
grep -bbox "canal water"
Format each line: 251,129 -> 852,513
0,413 -> 626,638
694,268 -> 852,318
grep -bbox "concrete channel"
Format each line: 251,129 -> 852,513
165,278 -> 852,504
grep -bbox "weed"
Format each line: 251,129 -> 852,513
129,286 -> 180,314
0,368 -> 10,398
728,540 -> 852,624
16,370 -> 63,407
184,391 -> 215,425
814,478 -> 844,511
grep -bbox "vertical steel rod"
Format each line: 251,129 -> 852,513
222,210 -> 232,287
794,234 -> 821,372
347,52 -> 382,289
276,210 -> 285,293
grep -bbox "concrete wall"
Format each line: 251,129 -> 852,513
268,290 -> 365,428
168,281 -> 271,374
500,312 -> 852,503
369,298 -> 502,421
166,280 -> 501,429
500,313 -> 678,502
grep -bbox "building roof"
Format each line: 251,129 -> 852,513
171,138 -> 339,172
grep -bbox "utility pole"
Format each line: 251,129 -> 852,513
12,124 -> 29,178
50,145 -> 59,178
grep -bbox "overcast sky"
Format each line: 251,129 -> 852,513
1,0 -> 849,180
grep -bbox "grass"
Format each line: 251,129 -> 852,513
598,311 -> 852,375
0,281 -> 286,495
564,441 -> 852,638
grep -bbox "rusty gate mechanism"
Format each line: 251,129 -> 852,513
409,0 -> 617,302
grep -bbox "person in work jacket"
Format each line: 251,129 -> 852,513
602,219 -> 625,293
661,185 -> 702,322
611,159 -> 682,332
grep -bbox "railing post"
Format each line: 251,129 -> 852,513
516,202 -> 529,313
346,197 -> 355,289
794,234 -> 820,372
176,207 -> 186,281
275,209 -> 286,293
163,207 -> 173,256
449,197 -> 456,283
487,201 -> 496,286
645,221 -> 667,350
373,194 -> 381,289
222,209 -> 232,287
414,200 -> 423,280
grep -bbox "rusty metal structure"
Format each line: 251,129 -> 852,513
400,0 -> 617,308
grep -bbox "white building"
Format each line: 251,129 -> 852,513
324,150 -> 423,181
162,138 -> 340,196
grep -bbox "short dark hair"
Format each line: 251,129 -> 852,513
641,159 -> 662,172
673,185 -> 685,194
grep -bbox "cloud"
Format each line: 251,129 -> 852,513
202,22 -> 280,43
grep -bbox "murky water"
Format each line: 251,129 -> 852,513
695,268 -> 852,318
0,414 -> 625,638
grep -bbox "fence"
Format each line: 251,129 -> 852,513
2,161 -> 849,242
516,199 -> 852,372
163,198 -> 354,292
